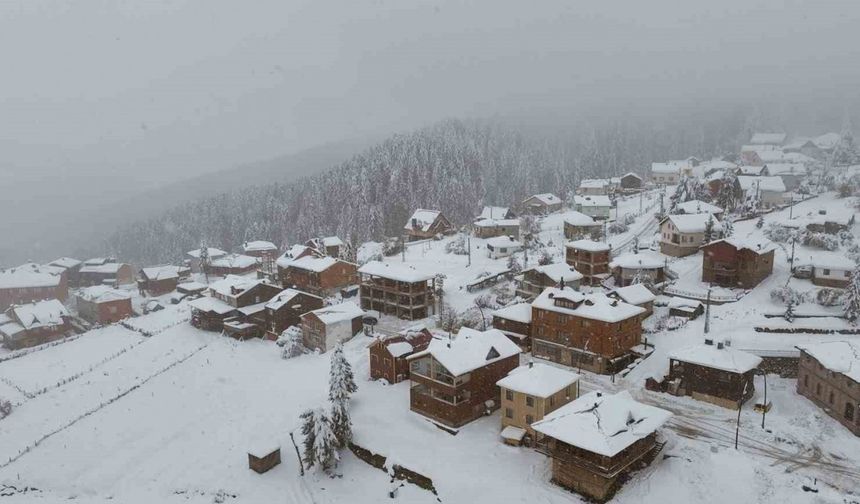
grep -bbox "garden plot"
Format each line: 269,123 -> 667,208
122,303 -> 191,335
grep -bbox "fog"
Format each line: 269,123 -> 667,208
2,0 -> 859,263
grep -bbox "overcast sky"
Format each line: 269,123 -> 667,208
2,0 -> 859,262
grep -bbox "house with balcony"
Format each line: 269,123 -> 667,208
358,261 -> 436,320
562,211 -> 602,241
701,238 -> 775,289
565,239 -> 610,286
609,252 -> 665,287
516,263 -> 583,300
659,213 -> 722,257
404,209 -> 454,241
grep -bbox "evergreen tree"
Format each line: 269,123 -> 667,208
280,326 -> 305,359
703,215 -> 715,244
716,171 -> 739,212
783,298 -> 795,323
506,254 -> 522,273
301,408 -> 339,472
756,215 -> 765,229
844,267 -> 860,324
328,342 -> 357,447
722,216 -> 734,238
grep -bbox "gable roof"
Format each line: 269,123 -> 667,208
611,284 -> 656,305
9,299 -> 69,330
486,236 -> 521,248
662,213 -> 722,234
243,240 -> 278,252
140,265 -> 188,281
530,262 -> 584,283
562,210 -> 598,227
737,176 -> 786,193
651,162 -> 683,174
0,266 -> 62,290
670,343 -> 762,374
286,256 -> 340,273
491,303 -> 533,324
276,245 -> 320,268
675,200 -> 723,215
704,237 -> 776,254
609,252 -> 664,270
496,363 -> 580,398
405,209 -> 444,232
407,327 -> 521,376
477,206 -> 512,221
79,262 -> 127,275
567,239 -> 610,252
209,275 -> 264,298
265,288 -> 322,311
187,247 -> 228,259
209,254 -> 258,270
49,257 -> 82,269
524,193 -> 561,206
796,340 -> 860,382
621,172 -> 642,181
573,195 -> 611,208
532,288 -> 645,323
77,285 -> 131,303
358,261 -> 435,283
305,301 -> 364,325
532,390 -> 672,457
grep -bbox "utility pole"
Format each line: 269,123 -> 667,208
401,236 -> 406,262
788,193 -> 794,220
639,190 -> 643,214
523,233 -> 530,268
467,234 -> 471,267
760,371 -> 768,429
790,237 -> 796,271
704,285 -> 712,333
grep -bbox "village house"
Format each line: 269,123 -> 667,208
701,238 -> 775,289
803,213 -> 854,235
737,164 -> 770,176
48,257 -> 82,287
486,236 -> 522,259
473,218 -> 520,239
243,240 -> 279,260
784,137 -> 823,159
368,325 -> 434,384
572,195 -> 612,220
740,145 -> 779,166
738,176 -> 788,209
300,301 -> 364,353
305,236 -> 345,258
609,251 -> 665,287
358,261 -> 436,320
186,247 -> 228,273
659,213 -> 722,257
78,258 -> 134,287
0,264 -> 68,310
650,162 -> 682,185
138,265 -> 191,296
406,327 -> 521,428
263,288 -> 324,340
674,199 -> 724,219
578,178 -> 609,196
172,281 -> 207,303
565,239 -> 611,286
609,284 -> 656,318
189,276 -> 281,332
562,211 -> 602,241
663,339 -> 762,409
404,209 -> 454,241
619,172 -> 642,192
76,286 -> 134,325
531,288 -> 646,375
516,263 -> 583,300
496,362 -> 580,446
810,253 -> 854,288
532,390 -> 672,502
765,163 -> 807,191
796,341 -> 860,436
668,297 -> 704,319
491,303 -> 533,350
207,254 -> 259,277
0,299 -> 71,349
521,193 -> 562,215
277,254 -> 358,297
475,206 -> 516,222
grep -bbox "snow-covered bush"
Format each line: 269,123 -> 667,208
763,223 -> 796,243
846,244 -> 860,264
816,288 -> 844,307
770,286 -> 806,306
537,248 -> 554,266
382,238 -> 402,257
0,399 -> 11,420
801,231 -> 840,251
506,255 -> 522,273
623,213 -> 636,225
445,234 -> 469,255
608,221 -> 628,234
838,230 -> 855,247
280,326 -> 306,359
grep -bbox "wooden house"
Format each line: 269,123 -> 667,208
532,391 -> 672,502
578,179 -> 609,196
305,236 -> 345,258
609,252 -> 665,287
368,325 -> 433,384
609,284 -> 655,318
189,276 -> 281,332
138,265 -> 191,296
263,289 -> 324,340
78,259 -> 134,287
565,239 -> 610,286
516,263 -> 583,300
473,218 -> 520,239
491,303 -> 533,350
248,445 -> 281,474
521,193 -> 562,215
659,213 -> 721,257
531,288 -> 645,375
404,209 -> 454,241
619,172 -> 642,192
796,341 -> 860,436
406,327 -> 521,428
486,236 -> 522,259
810,253 -> 854,288
76,286 -> 133,325
358,261 -> 436,320
701,238 -> 775,289
668,297 -> 704,319
562,211 -> 602,241
650,162 -> 682,185
48,257 -> 82,287
277,254 -> 358,298
0,299 -> 71,349
664,340 -> 761,409
207,254 -> 259,277
186,247 -> 228,273
475,206 -> 516,222
674,200 -> 724,219
243,240 -> 279,260
0,264 -> 68,310
496,362 -> 580,446
572,195 -> 611,220
300,301 -> 364,352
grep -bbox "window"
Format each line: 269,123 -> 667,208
505,408 -> 513,419
505,389 -> 513,401
526,396 -> 534,407
526,414 -> 534,424
829,391 -> 835,404
823,269 -> 830,275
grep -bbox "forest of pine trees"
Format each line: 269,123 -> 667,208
105,115 -> 747,264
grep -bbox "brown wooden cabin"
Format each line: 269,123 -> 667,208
304,236 -> 344,258
248,446 -> 281,474
701,238 -> 774,289
562,212 -> 602,241
497,363 -> 580,445
667,298 -> 704,319
796,342 -> 860,436
619,172 -> 642,192
300,302 -> 364,353
358,261 -> 436,320
0,299 -> 71,350
207,254 -> 259,277
404,209 -> 454,241
521,193 -> 562,215
264,289 -> 324,340
0,264 -> 68,310
473,219 -> 520,239
664,340 -> 761,409
531,288 -> 645,375
368,326 -> 433,384
490,303 -> 533,351
609,252 -> 665,288
48,257 -> 83,287
515,263 -> 583,300
278,256 -> 358,298
190,276 -> 282,333
79,259 -> 134,287
565,240 -> 610,286
532,391 -> 672,502
609,284 -> 655,318
407,328 -> 521,428
76,286 -> 134,325
138,265 -> 191,296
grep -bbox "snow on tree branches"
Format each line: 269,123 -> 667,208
844,267 -> 860,324
329,342 -> 358,447
300,408 -> 339,473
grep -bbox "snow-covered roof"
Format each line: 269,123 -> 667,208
405,209 -> 443,232
737,176 -> 786,193
486,236 -> 522,248
662,213 -> 722,234
305,301 -> 364,325
500,425 -> 527,441
737,165 -> 767,176
567,239 -> 610,252
276,245 -> 319,268
491,303 -> 533,324
473,218 -> 520,228
186,247 -> 227,259
765,163 -> 805,176
187,296 -> 236,315
675,200 -> 723,215
77,285 -> 131,303
209,254 -> 258,270
750,132 -> 787,145
49,257 -> 81,269
532,390 -> 672,457
704,237 -> 776,254
286,256 -> 339,273
265,288 -> 321,311
741,144 -> 779,153
237,302 -> 268,317
531,263 -> 584,283
525,193 -> 561,206
668,297 -> 702,309
610,252 -> 664,270
562,211 -> 598,227
651,162 -> 682,174
579,178 -> 608,189
358,261 -> 435,283
612,284 -> 656,306
533,288 -> 645,323
79,262 -> 126,274
0,266 -> 62,289
177,281 -> 207,292
141,265 -> 187,281
321,236 -> 344,247
9,299 -> 69,330
83,257 -> 111,266
621,172 -> 642,180
813,132 -> 841,150
796,340 -> 860,382
573,195 -> 611,208
387,341 -> 415,358
407,327 -> 521,377
811,252 -> 855,271
496,363 -> 579,398
670,343 -> 762,374
477,206 -> 511,221
243,240 -> 277,252
209,275 -> 263,298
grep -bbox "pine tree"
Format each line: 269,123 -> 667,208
756,215 -> 765,229
301,408 -> 339,472
716,171 -> 739,212
280,326 -> 305,359
844,267 -> 860,324
506,254 -> 522,273
722,216 -> 734,238
300,409 -> 318,468
703,215 -> 715,244
783,298 -> 795,323
328,342 -> 357,447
